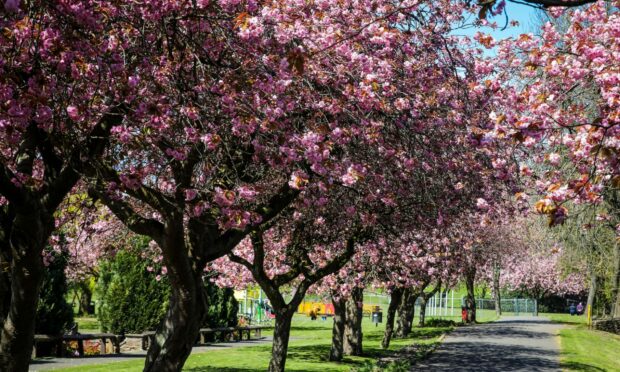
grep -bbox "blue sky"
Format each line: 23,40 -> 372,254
454,2 -> 544,40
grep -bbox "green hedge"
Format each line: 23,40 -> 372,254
97,238 -> 237,334
36,248 -> 74,336
96,241 -> 170,334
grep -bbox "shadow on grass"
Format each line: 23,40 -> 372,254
562,361 -> 607,372
30,353 -> 147,365
290,325 -> 332,331
363,327 -> 450,343
186,368 -> 260,372
286,343 -> 379,365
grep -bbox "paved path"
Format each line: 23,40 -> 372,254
29,337 -> 272,371
416,316 -> 564,371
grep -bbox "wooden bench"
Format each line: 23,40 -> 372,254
198,325 -> 270,343
126,332 -> 156,351
33,333 -> 122,358
128,325 -> 270,351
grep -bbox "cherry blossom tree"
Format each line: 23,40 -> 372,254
0,2 -> 137,369
481,1 -> 620,316
83,0 -> 513,369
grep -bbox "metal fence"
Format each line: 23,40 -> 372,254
468,298 -> 538,316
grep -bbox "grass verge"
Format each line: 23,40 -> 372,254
540,313 -> 619,372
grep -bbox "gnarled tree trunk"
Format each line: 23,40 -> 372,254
269,308 -> 295,372
330,295 -> 347,361
418,295 -> 428,327
382,288 -> 403,349
493,261 -> 501,317
419,282 -> 440,327
612,242 -> 620,318
78,282 -> 94,316
0,209 -> 51,372
586,270 -> 597,318
395,285 -> 424,338
144,223 -> 207,372
465,268 -> 477,323
343,287 -> 363,356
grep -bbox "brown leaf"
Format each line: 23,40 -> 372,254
234,12 -> 250,30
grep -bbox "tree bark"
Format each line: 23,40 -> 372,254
0,209 -> 51,372
419,295 -> 428,327
465,268 -> 477,323
78,282 -> 94,316
493,261 -> 502,317
395,285 -> 424,337
586,270 -> 597,318
612,242 -> 620,318
143,222 -> 207,372
381,288 -> 403,349
395,289 -> 413,337
330,295 -> 347,361
143,268 -> 205,372
269,309 -> 295,372
343,287 -> 363,356
418,282 -> 440,327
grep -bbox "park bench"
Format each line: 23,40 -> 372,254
128,325 -> 270,351
33,333 -> 122,358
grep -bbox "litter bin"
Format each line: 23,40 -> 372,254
371,311 -> 383,326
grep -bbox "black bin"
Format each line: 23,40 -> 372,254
371,311 -> 383,324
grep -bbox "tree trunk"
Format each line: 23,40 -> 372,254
0,212 -> 49,372
143,225 -> 207,372
268,309 -> 295,372
465,269 -> 477,323
382,288 -> 403,349
143,269 -> 205,372
612,242 -> 620,318
586,270 -> 597,318
493,261 -> 502,317
395,289 -> 413,338
418,283 -> 440,327
419,296 -> 428,327
78,282 -> 94,316
330,295 -> 347,361
343,287 -> 363,356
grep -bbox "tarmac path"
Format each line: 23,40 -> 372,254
415,316 -> 564,371
29,337 -> 273,371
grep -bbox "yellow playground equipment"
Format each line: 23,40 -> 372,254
297,301 -> 382,316
298,301 -> 333,315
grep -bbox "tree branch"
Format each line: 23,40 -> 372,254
88,187 -> 164,241
0,165 -> 25,206
45,106 -> 125,211
509,0 -> 598,7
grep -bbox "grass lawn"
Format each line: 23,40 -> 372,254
75,317 -> 101,332
541,312 -> 587,326
540,313 -> 620,372
560,325 -> 620,372
53,314 -> 453,372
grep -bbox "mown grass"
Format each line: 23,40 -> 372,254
74,317 -> 101,332
542,312 -> 587,325
539,312 -> 619,372
559,325 -> 620,372
52,314 -> 452,372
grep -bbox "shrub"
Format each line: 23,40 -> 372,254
96,238 -> 170,334
204,280 -> 239,328
423,319 -> 457,328
97,237 -> 238,334
36,247 -> 74,336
